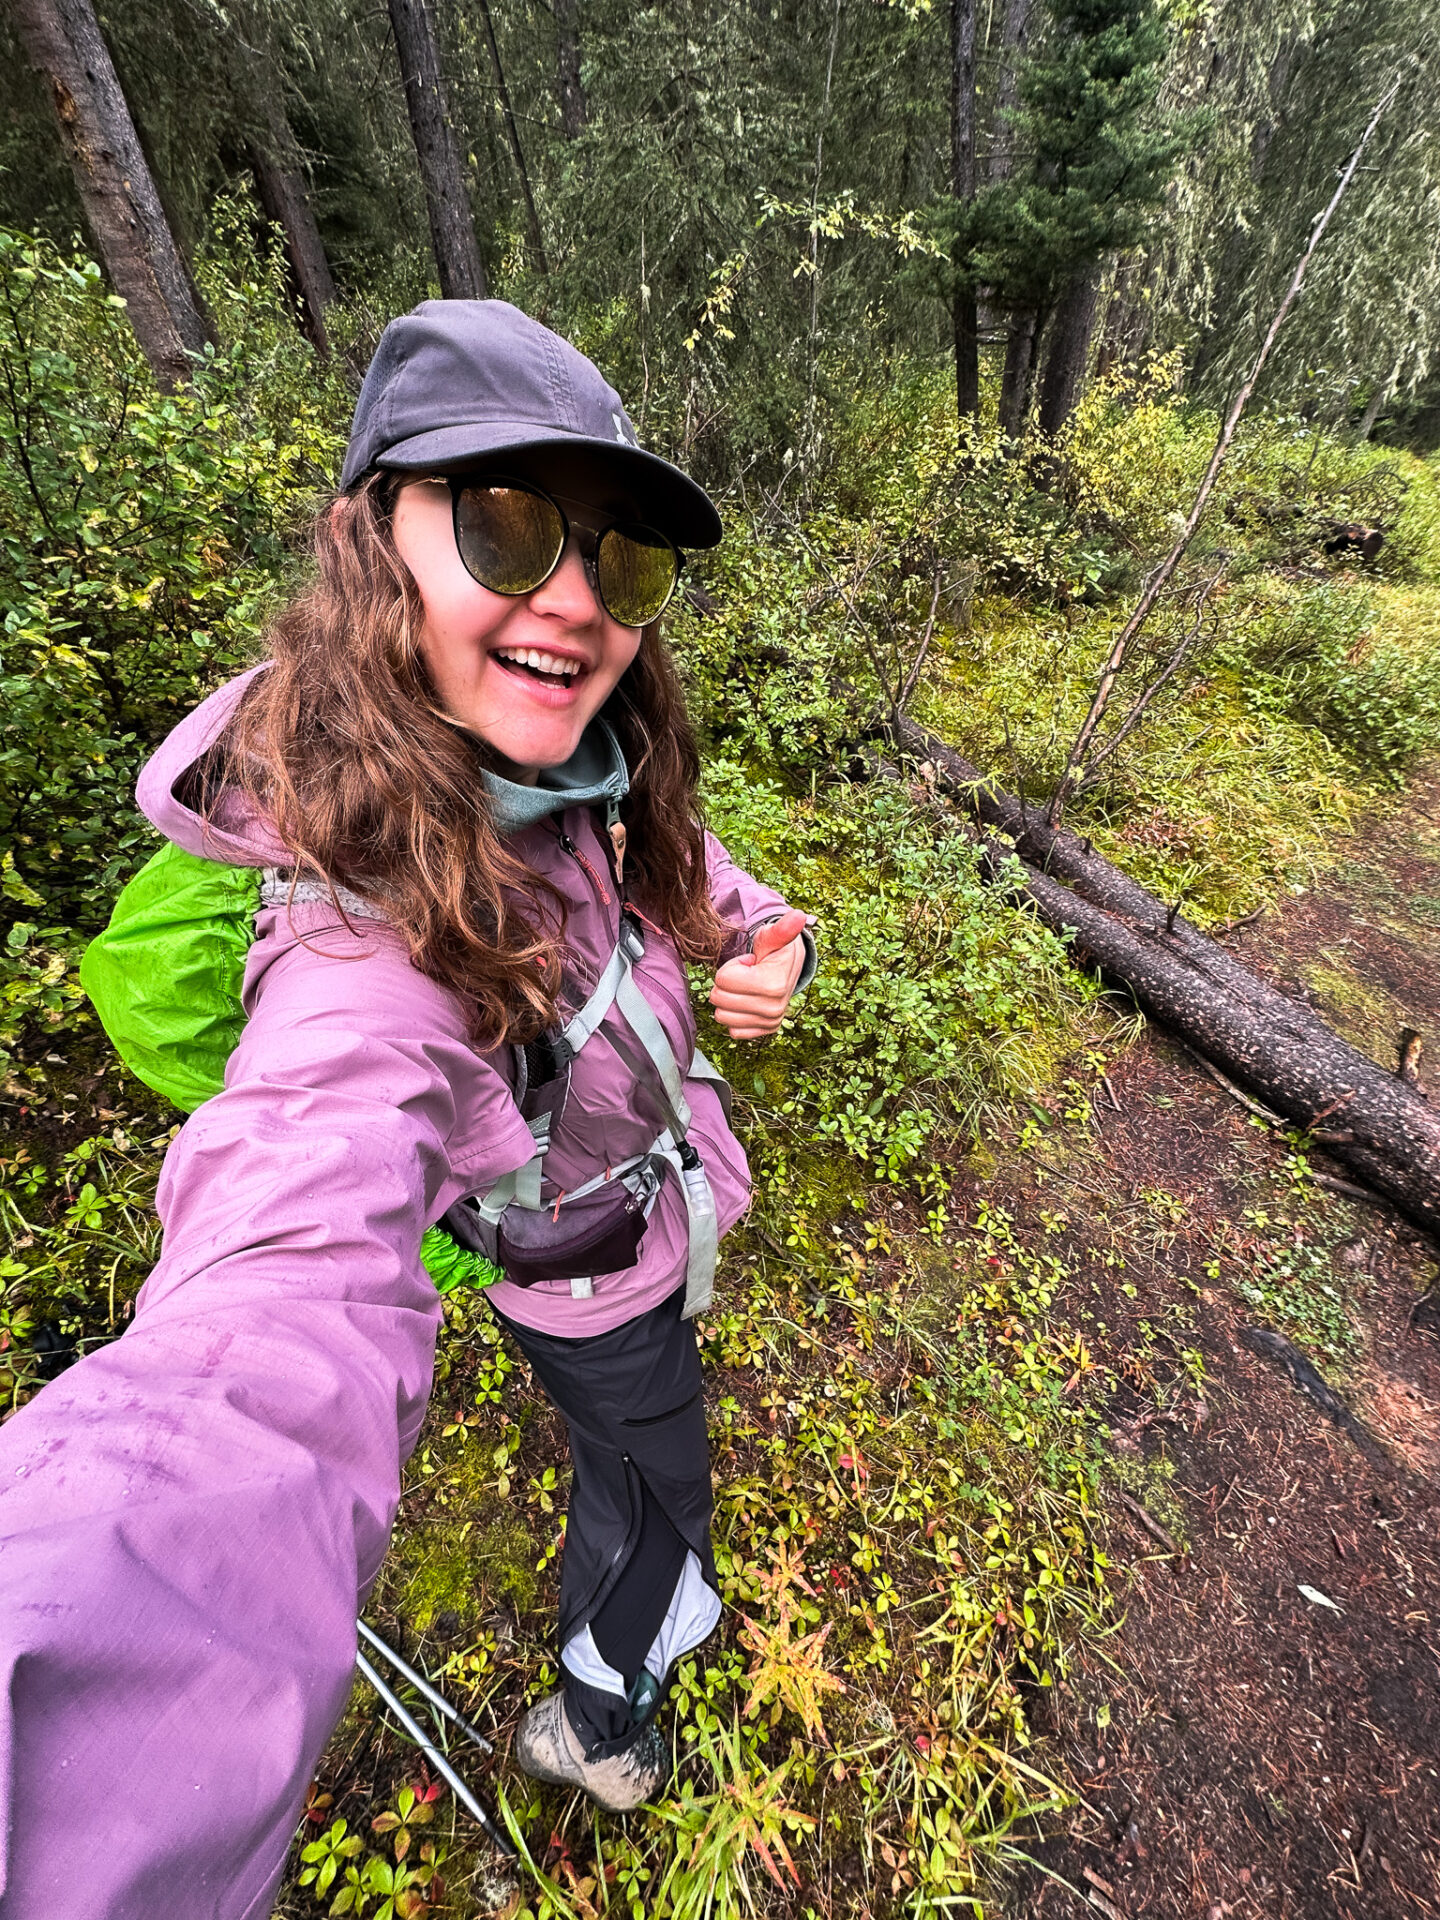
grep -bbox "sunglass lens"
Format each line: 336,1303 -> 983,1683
596,525 -> 679,627
454,484 -> 565,595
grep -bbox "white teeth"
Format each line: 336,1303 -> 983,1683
496,647 -> 582,679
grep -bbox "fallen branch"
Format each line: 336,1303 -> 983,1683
1310,1170 -> 1387,1206
1113,1488 -> 1182,1558
881,718 -> 1440,1241
1181,1045 -> 1285,1127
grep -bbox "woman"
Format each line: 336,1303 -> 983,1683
0,300 -> 814,1918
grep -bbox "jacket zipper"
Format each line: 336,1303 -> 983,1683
568,1452 -> 645,1637
557,830 -> 613,911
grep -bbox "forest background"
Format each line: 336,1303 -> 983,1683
2,0 -> 1440,1916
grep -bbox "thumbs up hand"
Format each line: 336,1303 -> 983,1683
708,910 -> 809,1040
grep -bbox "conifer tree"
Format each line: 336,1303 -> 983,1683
978,0 -> 1182,435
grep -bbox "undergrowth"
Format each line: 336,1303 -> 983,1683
358,1176 -> 1115,1920
2,218 -> 1440,1917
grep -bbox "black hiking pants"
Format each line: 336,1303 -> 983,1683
491,1285 -> 718,1753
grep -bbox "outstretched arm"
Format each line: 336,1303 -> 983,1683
0,918 -> 533,1920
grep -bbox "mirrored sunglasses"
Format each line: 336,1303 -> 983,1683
448,477 -> 681,629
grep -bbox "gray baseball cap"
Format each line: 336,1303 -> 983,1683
339,299 -> 722,548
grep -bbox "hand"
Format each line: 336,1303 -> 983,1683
708,910 -> 808,1040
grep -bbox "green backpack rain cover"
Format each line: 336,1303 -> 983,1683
80,842 -> 499,1295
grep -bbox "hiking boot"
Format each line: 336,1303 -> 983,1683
513,1690 -> 667,1813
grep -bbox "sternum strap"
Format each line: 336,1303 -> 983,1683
474,912 -> 719,1316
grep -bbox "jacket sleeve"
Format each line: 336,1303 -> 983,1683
704,830 -> 818,990
0,917 -> 535,1920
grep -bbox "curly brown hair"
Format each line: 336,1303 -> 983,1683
214,472 -> 723,1047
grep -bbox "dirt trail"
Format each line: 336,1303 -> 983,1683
1017,771 -> 1440,1920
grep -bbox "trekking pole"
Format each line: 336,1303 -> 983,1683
355,1630 -> 517,1860
357,1619 -> 494,1754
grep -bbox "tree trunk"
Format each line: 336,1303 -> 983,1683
473,0 -> 548,272
1355,382 -> 1388,443
998,306 -> 1042,440
1355,354 -> 1402,442
890,718 -> 1440,1238
950,0 -> 979,423
1036,266 -> 1099,436
1092,254 -> 1151,382
387,0 -> 487,298
224,5 -> 337,351
554,0 -> 586,138
9,0 -> 211,388
245,121 -> 337,354
987,0 -> 1031,186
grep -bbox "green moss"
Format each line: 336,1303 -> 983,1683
1104,1453 -> 1189,1553
1302,960 -> 1417,1058
386,1441 -> 541,1630
391,1509 -> 538,1631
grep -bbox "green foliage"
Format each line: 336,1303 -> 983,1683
406,1184 -> 1111,1920
0,1123 -> 166,1411
1234,1223 -> 1357,1364
969,0 -> 1186,305
1061,350 -> 1208,551
0,923 -> 89,1076
298,1820 -> 363,1903
699,766 -> 1099,1173
1219,582 -> 1440,786
0,223 -> 347,932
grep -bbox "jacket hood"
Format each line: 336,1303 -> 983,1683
136,665 -> 288,867
136,665 -> 632,865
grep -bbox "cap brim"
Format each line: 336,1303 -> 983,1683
372,422 -> 722,548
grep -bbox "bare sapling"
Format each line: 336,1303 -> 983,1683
1044,75 -> 1403,827
1075,563 -> 1226,785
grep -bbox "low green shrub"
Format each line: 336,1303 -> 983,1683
700,763 -> 1100,1182
0,224 -> 348,935
1220,581 -> 1440,784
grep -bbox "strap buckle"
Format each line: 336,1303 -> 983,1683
618,909 -> 646,964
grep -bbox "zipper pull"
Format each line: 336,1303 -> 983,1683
608,819 -> 627,889
605,796 -> 627,891
557,827 -> 611,905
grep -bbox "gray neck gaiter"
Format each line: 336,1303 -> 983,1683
480,716 -> 630,835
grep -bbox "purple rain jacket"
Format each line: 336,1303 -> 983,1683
0,669 -> 803,1918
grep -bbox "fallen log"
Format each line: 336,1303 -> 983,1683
882,720 -> 1440,1240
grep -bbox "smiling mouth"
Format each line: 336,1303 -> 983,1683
493,646 -> 587,686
